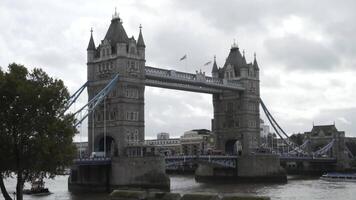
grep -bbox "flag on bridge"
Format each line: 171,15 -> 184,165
204,61 -> 212,66
180,54 -> 187,61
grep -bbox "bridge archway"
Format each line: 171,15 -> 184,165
96,136 -> 117,156
225,140 -> 242,155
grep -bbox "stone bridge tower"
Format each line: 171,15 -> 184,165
86,12 -> 146,156
212,44 -> 260,155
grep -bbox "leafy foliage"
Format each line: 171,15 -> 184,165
0,63 -> 77,200
289,133 -> 305,146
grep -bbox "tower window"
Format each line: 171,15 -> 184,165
125,87 -> 139,98
126,111 -> 139,121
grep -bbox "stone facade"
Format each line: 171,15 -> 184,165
212,45 -> 260,155
68,13 -> 170,192
145,133 -> 181,156
180,129 -> 214,155
74,141 -> 89,158
86,15 -> 260,158
304,124 -> 349,169
86,13 -> 146,156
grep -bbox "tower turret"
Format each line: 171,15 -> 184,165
87,28 -> 96,62
222,41 -> 246,78
240,49 -> 249,77
242,50 -> 247,65
212,56 -> 219,78
253,52 -> 260,78
137,24 -> 146,59
253,52 -> 259,71
103,10 -> 129,56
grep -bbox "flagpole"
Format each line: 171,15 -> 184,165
185,57 -> 187,73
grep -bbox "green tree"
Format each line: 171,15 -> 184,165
0,63 -> 77,200
289,133 -> 305,146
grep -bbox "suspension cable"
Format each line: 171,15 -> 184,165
260,98 -> 307,155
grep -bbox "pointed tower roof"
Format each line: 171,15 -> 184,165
137,24 -> 145,47
212,56 -> 218,73
242,50 -> 247,65
223,42 -> 246,75
104,11 -> 129,46
253,52 -> 259,70
87,28 -> 96,51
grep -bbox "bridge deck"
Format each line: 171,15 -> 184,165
165,155 -> 337,169
73,157 -> 111,166
145,66 -> 245,93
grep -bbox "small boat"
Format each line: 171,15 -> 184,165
320,172 -> 356,182
23,178 -> 51,195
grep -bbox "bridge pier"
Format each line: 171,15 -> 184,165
69,155 -> 170,192
195,154 -> 286,183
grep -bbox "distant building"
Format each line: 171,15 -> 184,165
304,124 -> 346,158
345,137 -> 356,158
74,142 -> 88,158
180,129 -> 214,155
157,132 -> 170,140
145,133 -> 180,156
260,119 -> 270,138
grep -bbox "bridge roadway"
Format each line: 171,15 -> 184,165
165,154 -> 337,169
145,66 -> 245,93
72,154 -> 336,168
165,155 -> 238,168
73,157 -> 111,166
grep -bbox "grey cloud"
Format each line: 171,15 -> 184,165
172,0 -> 356,33
1,0 -> 356,140
171,0 -> 300,33
264,35 -> 340,71
172,0 -> 356,72
277,108 -> 356,137
145,88 -> 213,138
326,21 -> 356,65
260,73 -> 282,89
146,25 -> 221,74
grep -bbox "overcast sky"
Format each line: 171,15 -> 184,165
1,0 -> 356,140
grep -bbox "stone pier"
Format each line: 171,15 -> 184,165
69,155 -> 170,192
195,154 -> 286,183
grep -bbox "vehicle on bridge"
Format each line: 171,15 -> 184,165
90,151 -> 106,158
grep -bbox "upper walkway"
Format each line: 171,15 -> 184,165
145,66 -> 245,93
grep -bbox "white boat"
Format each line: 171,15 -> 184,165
23,178 -> 51,195
320,173 -> 356,182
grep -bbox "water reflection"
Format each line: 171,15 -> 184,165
1,175 -> 355,200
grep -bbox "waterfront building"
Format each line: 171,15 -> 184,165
304,124 -> 345,153
260,119 -> 270,138
345,137 -> 356,157
304,124 -> 348,169
260,119 -> 271,147
157,132 -> 170,140
73,142 -> 88,158
145,132 -> 181,156
180,129 -> 214,155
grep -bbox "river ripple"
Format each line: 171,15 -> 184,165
1,175 -> 355,200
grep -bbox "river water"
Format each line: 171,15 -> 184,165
1,175 -> 355,200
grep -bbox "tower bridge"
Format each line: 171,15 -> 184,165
68,12 -> 351,191
68,12 -> 269,191
83,12 -> 261,157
